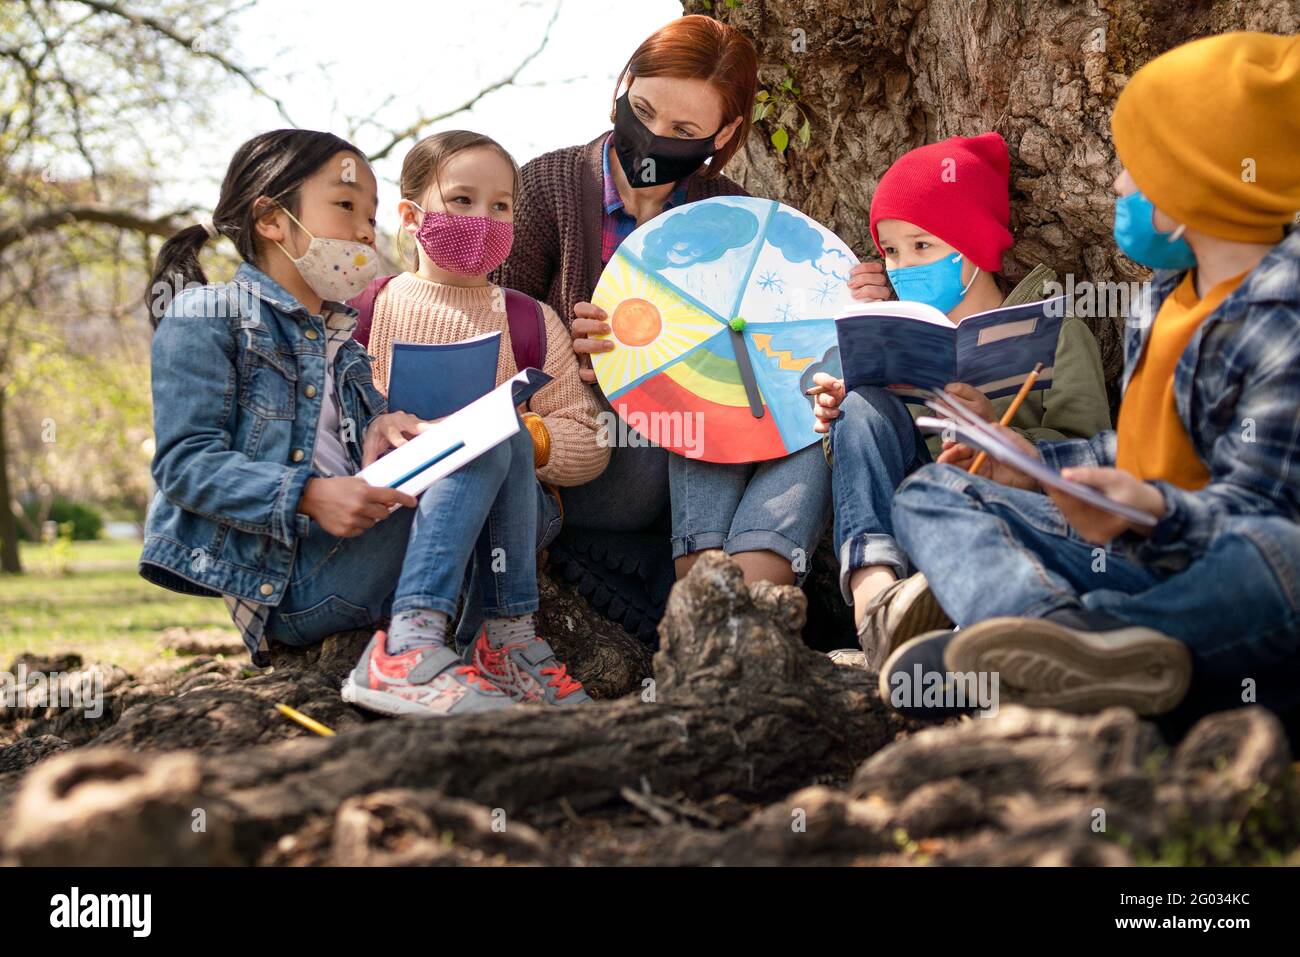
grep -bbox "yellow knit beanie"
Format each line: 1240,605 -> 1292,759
1112,32 -> 1300,243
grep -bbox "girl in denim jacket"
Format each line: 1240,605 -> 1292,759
141,129 -> 588,717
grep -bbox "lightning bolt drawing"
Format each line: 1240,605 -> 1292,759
750,333 -> 816,371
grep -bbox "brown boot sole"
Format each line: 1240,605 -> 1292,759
944,617 -> 1192,716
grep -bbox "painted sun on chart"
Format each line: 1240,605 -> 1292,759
591,265 -> 721,393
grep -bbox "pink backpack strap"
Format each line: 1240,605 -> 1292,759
347,275 -> 396,349
503,286 -> 548,372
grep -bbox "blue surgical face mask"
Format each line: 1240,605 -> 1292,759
886,252 -> 978,314
1113,190 -> 1196,270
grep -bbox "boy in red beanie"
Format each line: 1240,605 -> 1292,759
815,133 -> 1110,668
883,33 -> 1300,728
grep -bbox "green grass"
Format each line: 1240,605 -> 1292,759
0,539 -> 238,673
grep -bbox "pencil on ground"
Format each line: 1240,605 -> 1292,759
275,703 -> 336,737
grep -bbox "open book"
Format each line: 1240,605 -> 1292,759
358,368 -> 551,498
916,392 -> 1157,527
835,296 -> 1068,401
387,331 -> 501,421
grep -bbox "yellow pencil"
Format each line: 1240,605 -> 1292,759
275,703 -> 336,737
968,362 -> 1045,474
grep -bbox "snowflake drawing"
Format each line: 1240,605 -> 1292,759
757,270 -> 785,294
775,302 -> 798,322
812,278 -> 838,305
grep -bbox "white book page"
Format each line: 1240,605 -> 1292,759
834,299 -> 957,328
390,330 -> 500,348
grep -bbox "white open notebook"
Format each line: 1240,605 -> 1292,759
916,391 -> 1157,527
357,368 -> 551,498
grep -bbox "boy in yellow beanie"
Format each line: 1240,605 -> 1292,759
880,32 -> 1300,728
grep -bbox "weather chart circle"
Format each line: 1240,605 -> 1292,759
591,196 -> 860,463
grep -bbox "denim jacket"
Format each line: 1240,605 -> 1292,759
139,262 -> 386,603
1039,227 -> 1300,570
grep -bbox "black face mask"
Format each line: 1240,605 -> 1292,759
612,93 -> 720,189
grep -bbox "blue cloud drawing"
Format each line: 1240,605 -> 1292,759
641,203 -> 759,269
767,210 -> 826,265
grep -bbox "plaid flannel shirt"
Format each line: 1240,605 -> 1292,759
600,133 -> 692,264
1038,227 -> 1300,570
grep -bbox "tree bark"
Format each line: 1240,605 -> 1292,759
691,0 -> 1300,397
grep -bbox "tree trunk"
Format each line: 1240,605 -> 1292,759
0,388 -> 23,574
690,0 -> 1300,399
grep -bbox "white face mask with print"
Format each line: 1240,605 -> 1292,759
274,206 -> 379,303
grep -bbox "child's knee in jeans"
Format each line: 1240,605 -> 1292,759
895,461 -> 967,502
507,422 -> 536,470
473,428 -> 529,479
1218,515 -> 1300,615
834,386 -> 906,439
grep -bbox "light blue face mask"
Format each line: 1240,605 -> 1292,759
1113,190 -> 1197,270
887,252 -> 978,314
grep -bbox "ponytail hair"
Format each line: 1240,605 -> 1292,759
146,128 -> 366,327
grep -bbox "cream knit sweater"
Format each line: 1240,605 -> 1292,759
368,272 -> 610,487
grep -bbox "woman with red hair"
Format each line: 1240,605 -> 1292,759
494,14 -> 886,636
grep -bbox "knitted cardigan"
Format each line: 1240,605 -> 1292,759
491,132 -> 748,327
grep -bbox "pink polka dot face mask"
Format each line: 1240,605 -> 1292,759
411,202 -> 514,276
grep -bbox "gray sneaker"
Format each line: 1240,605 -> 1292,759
467,631 -> 591,706
341,631 -> 513,717
857,572 -> 952,671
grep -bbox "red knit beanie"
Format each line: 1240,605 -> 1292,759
869,132 -> 1013,272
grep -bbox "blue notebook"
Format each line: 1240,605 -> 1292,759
834,296 -> 1067,401
386,332 -> 501,420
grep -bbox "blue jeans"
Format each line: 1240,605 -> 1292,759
266,427 -> 560,645
892,463 -> 1300,716
828,386 -> 931,604
558,442 -> 669,532
668,442 -> 831,582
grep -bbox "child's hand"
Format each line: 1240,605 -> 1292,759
810,372 -> 846,434
936,423 -> 1041,491
362,411 -> 435,468
299,477 -> 417,537
847,261 -> 891,302
1050,467 -> 1165,545
943,382 -> 997,422
571,302 -> 613,385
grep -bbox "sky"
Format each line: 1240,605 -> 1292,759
167,0 -> 684,229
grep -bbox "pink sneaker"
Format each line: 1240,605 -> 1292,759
468,631 -> 591,706
342,631 -> 513,717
